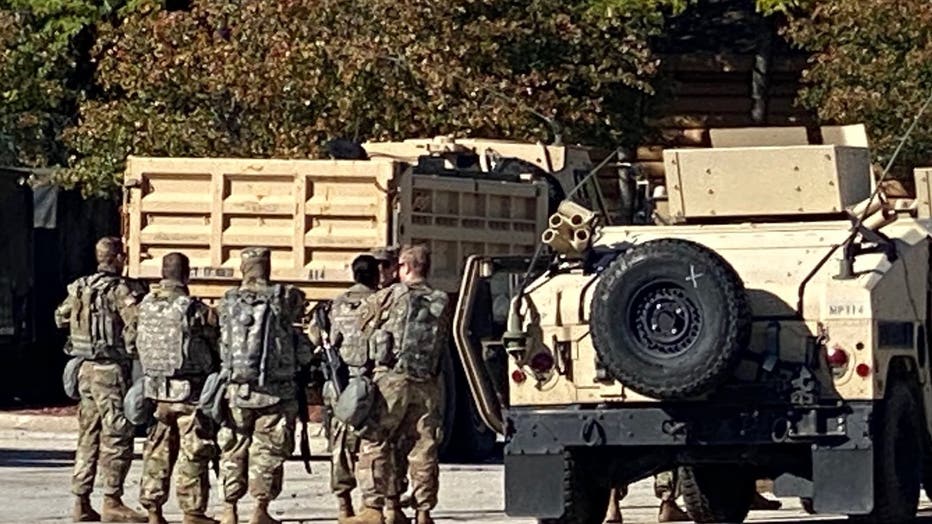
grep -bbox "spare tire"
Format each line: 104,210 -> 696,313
590,238 -> 750,399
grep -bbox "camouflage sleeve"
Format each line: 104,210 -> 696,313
436,293 -> 454,358
358,287 -> 394,334
306,314 -> 324,350
199,302 -> 222,371
115,280 -> 144,357
54,282 -> 78,329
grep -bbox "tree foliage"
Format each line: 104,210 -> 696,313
0,1 -> 120,167
62,0 -> 678,195
783,0 -> 932,174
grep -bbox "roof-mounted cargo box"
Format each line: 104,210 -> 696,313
662,145 -> 872,221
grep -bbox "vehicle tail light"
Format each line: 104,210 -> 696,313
529,352 -> 555,374
856,363 -> 871,378
826,345 -> 849,378
511,369 -> 527,384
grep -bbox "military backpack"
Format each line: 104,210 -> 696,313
66,273 -> 126,360
137,293 -> 214,379
219,285 -> 296,388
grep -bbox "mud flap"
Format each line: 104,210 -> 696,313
505,453 -> 566,518
812,447 -> 873,514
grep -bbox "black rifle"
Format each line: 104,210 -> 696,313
312,302 -> 348,394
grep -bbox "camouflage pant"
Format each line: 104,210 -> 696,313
72,361 -> 134,497
218,400 -> 297,503
357,372 -> 442,511
140,402 -> 216,513
330,417 -> 358,496
330,417 -> 410,497
654,469 -> 679,501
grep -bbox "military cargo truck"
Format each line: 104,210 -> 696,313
121,136 -> 619,458
454,142 -> 932,522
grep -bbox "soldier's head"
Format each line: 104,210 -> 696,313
371,246 -> 399,288
95,236 -> 125,274
398,244 -> 430,284
161,252 -> 190,284
352,254 -> 380,289
240,247 -> 271,284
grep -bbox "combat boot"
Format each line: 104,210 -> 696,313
337,493 -> 356,523
147,506 -> 168,524
346,506 -> 385,524
219,503 -> 238,524
657,500 -> 690,523
415,510 -> 434,524
73,495 -> 101,522
249,500 -> 280,524
183,512 -> 220,524
101,495 -> 147,523
384,497 -> 408,524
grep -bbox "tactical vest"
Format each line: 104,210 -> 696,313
219,285 -> 297,388
67,273 -> 126,360
385,285 -> 448,380
137,293 -> 214,380
330,287 -> 373,367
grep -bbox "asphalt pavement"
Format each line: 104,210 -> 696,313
0,424 -> 929,523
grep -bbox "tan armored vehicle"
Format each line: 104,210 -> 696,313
120,136 -> 620,458
455,140 -> 932,522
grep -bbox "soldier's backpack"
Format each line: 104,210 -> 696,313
67,273 -> 125,359
330,289 -> 373,367
137,293 -> 213,379
392,286 -> 449,379
219,285 -> 296,387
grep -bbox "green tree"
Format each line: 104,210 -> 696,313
783,0 -> 932,174
0,1 -> 122,168
62,0 -> 678,195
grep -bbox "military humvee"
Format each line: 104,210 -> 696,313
454,140 -> 932,522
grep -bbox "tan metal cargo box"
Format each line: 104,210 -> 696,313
663,145 -> 872,220
124,156 -> 548,302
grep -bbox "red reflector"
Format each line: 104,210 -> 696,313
827,346 -> 849,368
529,352 -> 555,373
856,363 -> 871,377
512,369 -> 527,383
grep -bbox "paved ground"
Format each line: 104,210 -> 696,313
1,423 -> 931,524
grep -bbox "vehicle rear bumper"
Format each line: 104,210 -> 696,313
503,402 -> 875,518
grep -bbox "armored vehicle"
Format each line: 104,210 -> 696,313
454,141 -> 932,522
121,136 -> 622,458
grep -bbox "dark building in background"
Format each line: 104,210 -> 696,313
0,168 -> 119,406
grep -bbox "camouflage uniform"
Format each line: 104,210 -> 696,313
216,249 -> 313,515
136,279 -> 220,518
326,283 -> 376,498
354,280 -> 450,513
55,267 -> 146,501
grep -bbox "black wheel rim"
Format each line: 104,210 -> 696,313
628,282 -> 702,359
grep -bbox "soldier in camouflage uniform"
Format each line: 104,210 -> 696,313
321,255 -> 381,522
136,253 -> 220,524
349,245 -> 450,524
369,247 -> 414,508
216,247 -> 313,524
55,237 -> 148,523
370,247 -> 399,289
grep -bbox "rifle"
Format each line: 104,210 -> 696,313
312,302 -> 348,394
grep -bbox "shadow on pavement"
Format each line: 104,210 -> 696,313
0,448 -> 74,468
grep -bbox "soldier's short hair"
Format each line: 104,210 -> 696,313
95,236 -> 123,265
161,252 -> 190,282
352,254 -> 380,287
399,244 -> 431,277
